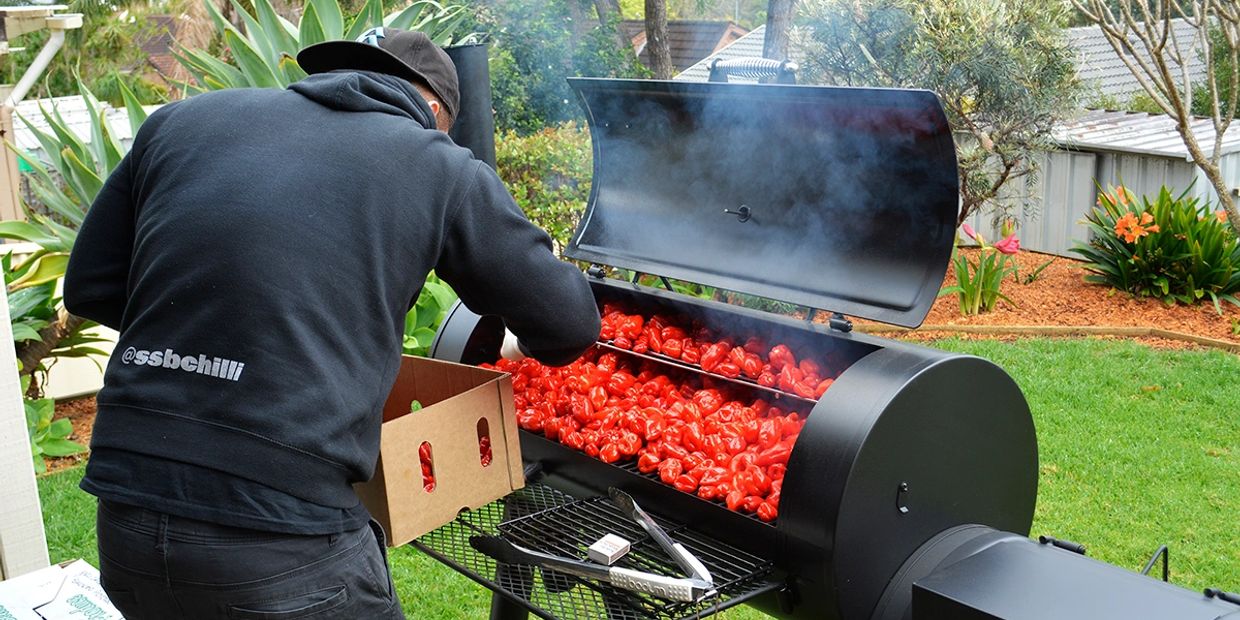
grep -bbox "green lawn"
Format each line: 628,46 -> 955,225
37,337 -> 1239,618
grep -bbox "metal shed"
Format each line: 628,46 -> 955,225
964,109 -> 1240,257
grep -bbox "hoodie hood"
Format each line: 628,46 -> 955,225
288,70 -> 437,130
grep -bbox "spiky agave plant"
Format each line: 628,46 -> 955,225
0,79 -> 145,382
174,0 -> 477,91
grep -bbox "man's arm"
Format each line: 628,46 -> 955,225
435,163 -> 600,366
63,152 -> 135,331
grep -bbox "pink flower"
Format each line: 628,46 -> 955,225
993,234 -> 1020,255
962,222 -> 977,241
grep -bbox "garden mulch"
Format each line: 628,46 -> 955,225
43,250 -> 1240,475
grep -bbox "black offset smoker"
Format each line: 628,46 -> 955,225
419,79 -> 1240,620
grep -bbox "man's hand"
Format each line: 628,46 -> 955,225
500,328 -> 525,361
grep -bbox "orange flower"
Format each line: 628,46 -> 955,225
1218,210 -> 1229,224
1114,211 -> 1157,243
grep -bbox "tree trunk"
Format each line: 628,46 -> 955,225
16,309 -> 84,379
593,0 -> 635,62
763,0 -> 797,60
568,0 -> 594,40
645,0 -> 673,79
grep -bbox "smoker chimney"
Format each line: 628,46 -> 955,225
446,40 -> 497,170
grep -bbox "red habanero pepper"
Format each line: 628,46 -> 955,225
620,315 -> 644,340
729,346 -> 748,366
792,381 -> 818,400
599,443 -> 621,463
748,465 -> 772,495
798,359 -> 821,379
741,354 -> 764,379
699,342 -> 728,372
756,501 -> 777,522
726,489 -> 745,511
741,495 -> 763,513
588,386 -> 609,410
757,371 -> 777,388
632,337 -> 649,354
777,366 -> 804,393
637,452 -> 661,473
767,463 -> 787,481
564,431 -> 586,451
756,442 -> 793,467
768,345 -> 795,371
729,451 -> 756,473
673,474 -> 699,494
662,338 -> 683,359
658,458 -> 683,484
715,362 -> 742,379
680,341 -> 701,364
618,432 -> 642,456
597,353 -> 619,373
606,372 -> 636,397
759,418 -> 781,450
613,336 -> 632,350
696,485 -> 718,501
814,378 -> 834,398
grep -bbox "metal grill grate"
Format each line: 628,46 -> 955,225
413,484 -> 781,620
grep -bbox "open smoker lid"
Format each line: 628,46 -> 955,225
565,78 -> 959,328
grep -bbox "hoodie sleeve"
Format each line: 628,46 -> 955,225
64,151 -> 136,330
435,163 -> 600,366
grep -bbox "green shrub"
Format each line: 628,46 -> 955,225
1071,185 -> 1240,313
495,122 -> 592,251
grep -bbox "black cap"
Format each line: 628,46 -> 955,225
297,28 -> 459,119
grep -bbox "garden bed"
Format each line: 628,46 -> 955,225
855,249 -> 1240,348
45,251 -> 1240,475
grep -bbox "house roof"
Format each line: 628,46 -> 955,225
1053,108 -> 1240,159
10,96 -> 135,153
1067,18 -> 1210,101
137,14 -> 189,83
675,24 -> 768,83
620,20 -> 748,73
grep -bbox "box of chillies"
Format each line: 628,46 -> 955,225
354,355 -> 523,546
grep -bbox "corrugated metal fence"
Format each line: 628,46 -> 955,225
964,149 -> 1235,258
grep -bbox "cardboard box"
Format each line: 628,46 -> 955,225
0,560 -> 124,620
354,355 -> 523,546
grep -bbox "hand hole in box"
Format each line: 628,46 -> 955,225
477,418 -> 492,467
419,441 -> 436,492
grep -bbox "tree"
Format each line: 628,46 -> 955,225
796,0 -> 1081,227
763,0 -> 797,59
646,0 -> 673,78
1069,0 -> 1240,231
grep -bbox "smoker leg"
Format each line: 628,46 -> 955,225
489,490 -> 536,620
488,590 -> 530,620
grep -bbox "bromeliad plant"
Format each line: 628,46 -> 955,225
1071,185 -> 1240,313
176,0 -> 477,92
939,223 -> 1021,315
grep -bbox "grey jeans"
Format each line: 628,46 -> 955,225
95,499 -> 405,619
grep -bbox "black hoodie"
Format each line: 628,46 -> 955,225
65,71 -> 600,514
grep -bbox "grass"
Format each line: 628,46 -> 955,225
37,337 -> 1239,617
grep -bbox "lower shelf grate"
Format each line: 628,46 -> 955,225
412,483 -> 782,620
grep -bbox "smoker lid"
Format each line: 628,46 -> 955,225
565,78 -> 959,328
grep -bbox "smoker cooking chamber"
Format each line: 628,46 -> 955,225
427,79 -> 1039,619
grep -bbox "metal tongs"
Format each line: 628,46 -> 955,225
469,488 -> 717,603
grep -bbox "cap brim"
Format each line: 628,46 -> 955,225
297,40 -> 429,88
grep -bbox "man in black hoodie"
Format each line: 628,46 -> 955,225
64,29 -> 600,619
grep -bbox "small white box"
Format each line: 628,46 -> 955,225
587,534 -> 631,565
